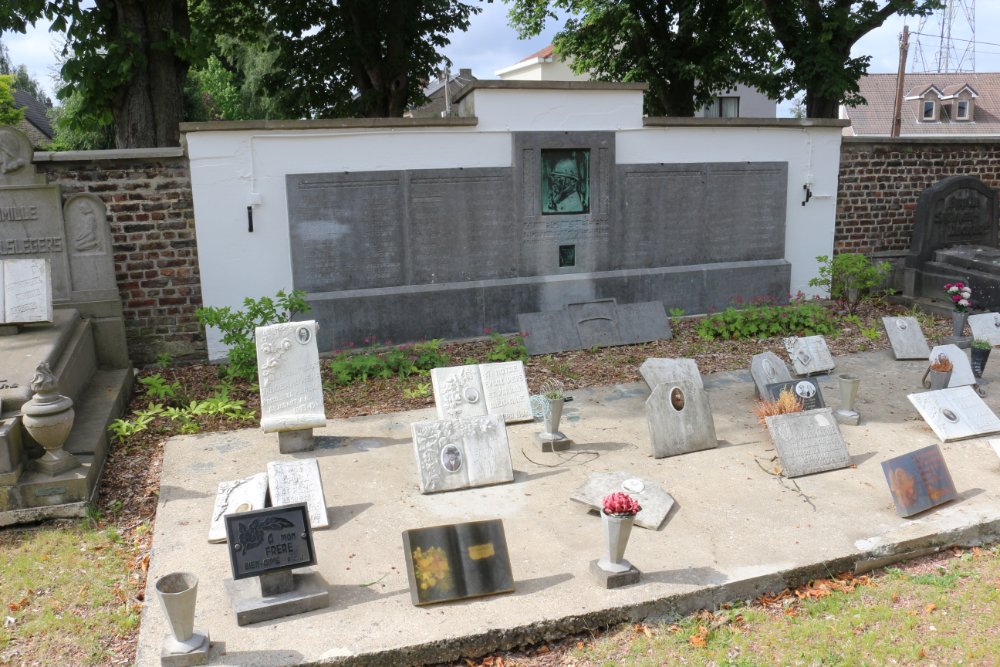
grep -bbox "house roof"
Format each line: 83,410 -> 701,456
13,89 -> 53,139
845,72 -> 1000,136
519,44 -> 554,62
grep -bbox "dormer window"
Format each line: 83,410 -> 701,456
956,99 -> 970,120
922,100 -> 936,120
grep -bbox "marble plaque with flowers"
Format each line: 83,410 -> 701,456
411,414 -> 513,494
881,444 -> 957,517
402,519 -> 514,606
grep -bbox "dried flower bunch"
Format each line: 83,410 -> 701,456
930,354 -> 953,372
540,378 -> 565,400
753,387 -> 804,427
602,491 -> 641,516
944,282 -> 972,312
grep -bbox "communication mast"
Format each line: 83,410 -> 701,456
910,0 -> 976,73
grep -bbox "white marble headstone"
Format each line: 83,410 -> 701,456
908,386 -> 1000,442
968,313 -> 1000,347
431,362 -> 531,423
783,336 -> 836,376
766,408 -> 850,477
639,358 -> 703,391
255,320 -> 327,433
882,316 -> 930,360
570,472 -> 675,530
411,414 -> 513,494
750,351 -> 793,398
207,472 -> 268,543
266,458 -> 329,529
645,379 -> 717,458
928,344 -> 975,388
989,438 -> 1000,460
0,258 -> 52,324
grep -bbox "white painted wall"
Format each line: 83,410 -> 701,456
696,83 -> 778,118
496,59 -> 589,82
467,88 -> 645,131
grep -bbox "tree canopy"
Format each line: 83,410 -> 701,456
0,74 -> 26,127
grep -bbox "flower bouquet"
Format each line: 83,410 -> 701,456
944,282 -> 972,312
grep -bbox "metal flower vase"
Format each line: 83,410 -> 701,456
598,511 -> 635,573
834,374 -> 861,425
926,368 -> 952,391
543,397 -> 564,435
155,572 -> 210,660
972,347 -> 991,378
952,311 -> 968,338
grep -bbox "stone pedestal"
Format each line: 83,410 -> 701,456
224,570 -> 329,626
589,559 -> 641,589
277,429 -> 314,454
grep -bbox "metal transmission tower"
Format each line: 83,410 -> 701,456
910,0 -> 976,73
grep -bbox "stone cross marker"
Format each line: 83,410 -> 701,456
639,358 -> 702,391
570,472 -> 675,530
645,379 -> 717,458
431,361 -> 532,423
766,408 -> 850,477
208,472 -> 269,543
783,336 -> 835,376
968,313 -> 1000,346
750,351 -> 793,398
266,458 -> 329,529
411,414 -> 513,493
928,344 -> 975,388
0,258 -> 52,324
882,316 -> 930,360
908,386 -> 1000,442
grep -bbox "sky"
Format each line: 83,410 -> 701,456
3,1 -> 999,116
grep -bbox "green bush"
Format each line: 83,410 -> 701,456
696,298 -> 839,340
328,339 -> 450,386
195,289 -> 310,381
809,253 -> 892,315
485,331 -> 527,362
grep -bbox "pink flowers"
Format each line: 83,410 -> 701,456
944,282 -> 972,313
602,492 -> 641,516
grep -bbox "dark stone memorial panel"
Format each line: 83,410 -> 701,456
881,444 -> 957,517
907,175 -> 998,269
765,378 -> 825,410
519,298 -> 670,355
225,503 -> 317,580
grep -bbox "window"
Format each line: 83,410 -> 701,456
956,99 -> 970,120
922,100 -> 936,120
714,96 -> 740,118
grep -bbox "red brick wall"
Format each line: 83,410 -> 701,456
836,138 -> 1000,255
35,152 -> 205,364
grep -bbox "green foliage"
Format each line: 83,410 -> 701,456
47,87 -> 115,151
485,332 -> 527,362
139,374 -> 183,402
195,289 -> 310,381
668,307 -> 685,319
809,253 -> 892,315
844,314 -> 881,342
0,74 -> 25,126
972,339 -> 992,351
402,382 -> 432,399
155,352 -> 172,369
696,297 -> 839,340
328,338 -> 450,386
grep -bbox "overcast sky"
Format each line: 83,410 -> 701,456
3,2 -> 998,116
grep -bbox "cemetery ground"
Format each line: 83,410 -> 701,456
4,301 -> 1000,666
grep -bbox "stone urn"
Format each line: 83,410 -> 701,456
21,362 -> 79,476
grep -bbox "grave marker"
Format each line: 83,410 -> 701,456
783,336 -> 835,376
765,378 -> 825,410
881,444 -> 957,517
570,472 -> 675,530
928,344 -> 975,388
412,414 -> 513,494
968,313 -> 1000,346
908,386 -> 1000,442
266,458 -> 329,529
431,361 -> 532,423
882,316 -> 931,360
645,379 -> 717,458
750,351 -> 793,398
208,473 -> 269,543
519,298 -> 671,355
639,358 -> 702,391
0,258 -> 52,324
766,408 -> 850,477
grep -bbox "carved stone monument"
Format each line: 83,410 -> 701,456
968,312 -> 1000,346
411,414 -> 513,493
783,335 -> 836,376
519,298 -> 671,356
570,472 -> 675,530
430,362 -> 532,423
266,458 -> 329,529
639,358 -> 702,391
750,351 -> 793,398
208,472 -> 269,543
1,258 -> 52,326
882,316 -> 931,360
908,386 -> 1000,442
645,379 -> 717,458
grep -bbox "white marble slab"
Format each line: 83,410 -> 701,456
479,362 -> 533,422
928,344 -> 975,388
432,362 -> 531,423
207,472 -> 268,543
750,351 -> 793,398
645,379 -> 717,458
908,386 -> 1000,442
783,335 -> 835,376
766,408 -> 851,478
570,472 -> 675,530
266,458 -> 329,529
256,320 -> 326,432
639,358 -> 703,391
1,258 -> 52,323
882,316 -> 930,360
968,313 -> 1000,347
412,414 -> 513,494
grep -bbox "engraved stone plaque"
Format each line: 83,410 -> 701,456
783,336 -> 835,376
266,458 -> 329,529
570,472 -> 675,530
765,378 -> 825,410
519,299 -> 671,355
639,358 -> 703,391
907,175 -> 997,270
431,365 -> 486,421
225,503 -> 317,580
431,362 -> 532,423
968,313 -> 1000,347
645,380 -> 717,458
1,258 -> 52,323
208,472 -> 269,543
928,344 -> 975,388
766,408 -> 850,477
750,351 -> 793,398
62,193 -> 117,298
881,444 -> 957,517
411,414 -> 513,494
402,519 -> 514,606
882,316 -> 931,360
256,320 -> 326,432
478,362 -> 532,422
908,386 -> 1000,442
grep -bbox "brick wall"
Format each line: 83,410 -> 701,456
34,150 -> 205,364
836,138 -> 1000,255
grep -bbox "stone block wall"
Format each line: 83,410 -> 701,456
33,149 -> 205,364
836,138 -> 1000,255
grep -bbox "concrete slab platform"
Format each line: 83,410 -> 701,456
136,349 -> 1000,667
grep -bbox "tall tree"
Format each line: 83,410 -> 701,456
509,0 -> 767,116
755,0 -> 942,118
0,75 -> 26,126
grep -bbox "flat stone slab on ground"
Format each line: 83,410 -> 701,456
645,379 -> 717,458
766,408 -> 850,478
639,358 -> 702,391
266,458 -> 329,529
882,316 -> 931,360
411,414 -> 513,493
929,344 -> 975,388
784,335 -> 835,376
570,472 -> 675,530
968,313 -> 1000,346
750,351 -> 793,398
908,386 -> 1000,442
207,472 -> 268,543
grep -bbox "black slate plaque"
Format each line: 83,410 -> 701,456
765,378 -> 825,410
402,519 -> 514,606
881,444 -> 958,518
225,503 -> 316,580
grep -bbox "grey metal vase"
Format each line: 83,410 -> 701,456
952,311 -> 968,337
155,572 -> 206,654
834,374 -> 861,424
598,512 -> 635,573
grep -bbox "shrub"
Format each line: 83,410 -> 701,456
485,331 -> 527,362
809,253 -> 892,315
328,339 -> 450,386
695,297 -> 838,341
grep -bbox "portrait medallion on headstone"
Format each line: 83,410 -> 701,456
882,316 -> 931,360
256,320 -> 326,433
765,378 -> 825,410
968,313 -> 1000,347
570,472 -> 675,530
266,458 -> 329,529
783,335 -> 836,376
411,414 -> 513,494
928,344 -> 975,388
645,379 -> 717,458
750,351 -> 793,398
908,386 -> 1000,442
881,444 -> 957,517
431,362 -> 532,424
208,472 -> 269,543
765,408 -> 850,477
0,258 -> 52,323
639,358 -> 703,391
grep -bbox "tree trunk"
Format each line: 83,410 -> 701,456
105,0 -> 189,148
805,92 -> 840,119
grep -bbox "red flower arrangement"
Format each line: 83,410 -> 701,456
602,492 -> 641,516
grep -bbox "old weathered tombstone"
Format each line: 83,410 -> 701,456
519,298 -> 671,355
928,344 -> 975,388
765,408 -> 850,477
401,519 -> 514,605
639,358 -> 702,391
411,414 -> 513,493
570,472 -> 675,530
908,386 -> 1000,442
750,351 -> 793,398
765,378 -> 825,410
1,258 -> 52,325
208,472 -> 269,543
256,320 -> 327,453
266,458 -> 329,529
968,313 -> 1000,346
783,336 -> 836,376
882,316 -> 931,360
223,502 -> 329,626
431,361 -> 532,423
881,444 -> 957,517
645,379 -> 717,458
